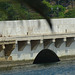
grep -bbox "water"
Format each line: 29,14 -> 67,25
0,59 -> 75,75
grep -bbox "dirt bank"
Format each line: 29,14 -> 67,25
0,60 -> 33,68
59,55 -> 75,61
0,55 -> 75,68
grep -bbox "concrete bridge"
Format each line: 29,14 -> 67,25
0,18 -> 75,61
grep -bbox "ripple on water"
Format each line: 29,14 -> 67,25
0,60 -> 75,75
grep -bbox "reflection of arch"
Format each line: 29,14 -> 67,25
33,49 -> 60,64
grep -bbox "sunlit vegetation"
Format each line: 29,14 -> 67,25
0,0 -> 75,21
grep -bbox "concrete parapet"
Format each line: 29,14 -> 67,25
0,18 -> 75,37
0,40 -> 16,45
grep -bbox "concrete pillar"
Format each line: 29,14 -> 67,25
31,40 -> 40,50
55,38 -> 63,48
52,39 -> 55,42
18,41 -> 27,51
0,45 -> 5,52
40,40 -> 43,44
4,44 -> 15,56
66,37 -> 74,47
27,40 -> 30,44
63,38 -> 66,41
44,39 -> 52,49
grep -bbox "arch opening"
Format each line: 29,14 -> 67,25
33,49 -> 60,64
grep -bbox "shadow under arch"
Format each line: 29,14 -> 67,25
33,49 -> 60,64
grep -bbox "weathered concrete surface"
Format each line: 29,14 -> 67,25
0,18 -> 75,37
0,18 -> 75,61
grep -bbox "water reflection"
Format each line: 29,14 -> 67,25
0,60 -> 75,75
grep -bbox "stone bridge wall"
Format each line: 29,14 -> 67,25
0,18 -> 75,61
0,18 -> 75,37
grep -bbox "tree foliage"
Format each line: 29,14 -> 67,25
65,9 -> 75,18
50,5 -> 65,18
0,1 -> 43,20
0,0 -> 52,20
0,0 -> 74,21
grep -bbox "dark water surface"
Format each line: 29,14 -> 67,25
0,59 -> 75,75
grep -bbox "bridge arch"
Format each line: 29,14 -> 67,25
33,49 -> 60,64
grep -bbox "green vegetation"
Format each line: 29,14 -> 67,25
0,1 -> 43,20
65,9 -> 75,18
0,0 -> 75,21
50,5 -> 65,18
